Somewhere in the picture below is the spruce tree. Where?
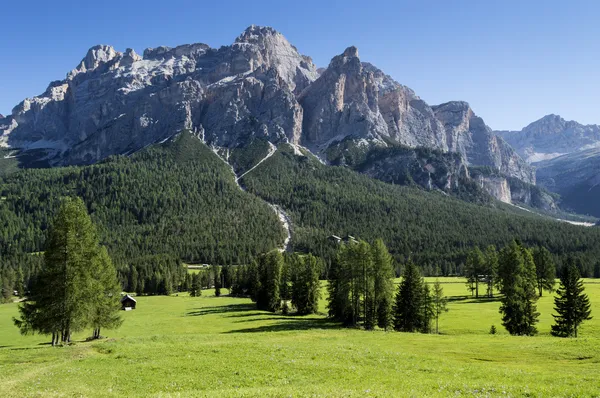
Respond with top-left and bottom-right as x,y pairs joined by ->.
190,273 -> 202,297
213,265 -> 222,297
394,261 -> 429,333
551,261 -> 592,337
497,241 -> 539,336
532,246 -> 556,297
254,250 -> 282,312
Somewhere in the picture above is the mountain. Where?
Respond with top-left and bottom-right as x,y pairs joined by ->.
496,114 -> 600,163
496,114 -> 600,216
0,25 -> 545,209
536,147 -> 600,217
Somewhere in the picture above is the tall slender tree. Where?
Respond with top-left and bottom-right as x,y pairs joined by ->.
432,280 -> 448,334
483,245 -> 498,297
465,247 -> 485,298
14,197 -> 122,344
90,247 -> 123,339
291,254 -> 322,315
551,260 -> 592,337
532,246 -> 556,297
372,239 -> 395,330
497,241 -> 539,336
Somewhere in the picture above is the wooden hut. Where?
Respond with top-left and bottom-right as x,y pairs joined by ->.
121,294 -> 137,310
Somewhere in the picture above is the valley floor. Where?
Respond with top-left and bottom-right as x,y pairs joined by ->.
1,279 -> 599,397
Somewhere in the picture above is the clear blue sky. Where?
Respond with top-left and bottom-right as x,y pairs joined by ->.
1,0 -> 598,130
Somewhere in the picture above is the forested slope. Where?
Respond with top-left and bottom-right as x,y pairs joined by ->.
0,132 -> 284,266
241,145 -> 600,272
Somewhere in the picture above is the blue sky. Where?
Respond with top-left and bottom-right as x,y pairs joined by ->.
1,0 -> 598,130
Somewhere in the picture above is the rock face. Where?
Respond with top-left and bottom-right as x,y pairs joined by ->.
1,25 -> 317,164
433,101 -> 535,184
497,115 -> 600,163
536,147 -> 600,216
0,24 -> 533,194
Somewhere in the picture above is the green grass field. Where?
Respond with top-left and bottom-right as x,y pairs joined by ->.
1,278 -> 599,397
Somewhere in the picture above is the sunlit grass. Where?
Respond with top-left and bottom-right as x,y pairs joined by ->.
1,278 -> 599,396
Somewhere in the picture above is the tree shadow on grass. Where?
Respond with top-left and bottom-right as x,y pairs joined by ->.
448,295 -> 502,304
186,303 -> 256,317
224,317 -> 340,333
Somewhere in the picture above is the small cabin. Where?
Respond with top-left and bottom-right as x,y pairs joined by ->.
121,294 -> 137,311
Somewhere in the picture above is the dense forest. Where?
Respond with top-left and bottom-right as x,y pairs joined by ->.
241,145 -> 600,275
2,133 -> 600,297
0,133 -> 284,295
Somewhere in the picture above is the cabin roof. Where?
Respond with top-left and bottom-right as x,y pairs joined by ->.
121,294 -> 137,303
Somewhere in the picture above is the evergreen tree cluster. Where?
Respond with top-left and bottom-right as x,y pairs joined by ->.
327,240 -> 395,330
226,251 -> 322,315
13,198 -> 122,344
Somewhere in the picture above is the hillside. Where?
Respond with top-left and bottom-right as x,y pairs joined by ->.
0,132 -> 284,266
241,144 -> 600,272
2,132 -> 600,279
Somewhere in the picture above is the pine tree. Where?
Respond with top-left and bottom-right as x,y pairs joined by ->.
371,239 -> 394,330
497,241 -> 539,336
253,250 -> 282,312
551,261 -> 592,337
394,261 -> 429,333
532,246 -> 556,297
432,279 -> 448,334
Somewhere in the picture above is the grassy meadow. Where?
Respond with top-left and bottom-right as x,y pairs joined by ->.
1,278 -> 599,397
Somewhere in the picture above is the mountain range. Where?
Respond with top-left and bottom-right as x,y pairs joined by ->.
1,25 -> 545,209
497,115 -> 600,216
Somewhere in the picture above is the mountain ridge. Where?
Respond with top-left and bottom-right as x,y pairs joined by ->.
1,25 -> 537,207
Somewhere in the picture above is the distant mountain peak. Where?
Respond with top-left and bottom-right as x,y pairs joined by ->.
235,25 -> 281,43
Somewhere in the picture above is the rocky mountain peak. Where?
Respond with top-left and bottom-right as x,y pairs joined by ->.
68,45 -> 120,78
328,46 -> 362,73
235,25 -> 280,44
523,114 -> 567,135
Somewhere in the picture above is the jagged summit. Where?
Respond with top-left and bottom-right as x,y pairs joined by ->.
0,25 -> 533,193
497,114 -> 600,163
235,25 -> 281,43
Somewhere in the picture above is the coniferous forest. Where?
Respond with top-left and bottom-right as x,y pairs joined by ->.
2,133 -> 600,297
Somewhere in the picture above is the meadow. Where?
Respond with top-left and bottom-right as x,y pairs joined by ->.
1,278 -> 599,397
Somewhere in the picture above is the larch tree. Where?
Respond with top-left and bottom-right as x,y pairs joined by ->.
465,247 -> 485,298
483,245 -> 498,297
532,246 -> 556,297
14,197 -> 122,345
551,260 -> 592,337
432,279 -> 448,334
90,247 -> 123,339
371,239 -> 395,330
291,254 -> 322,315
